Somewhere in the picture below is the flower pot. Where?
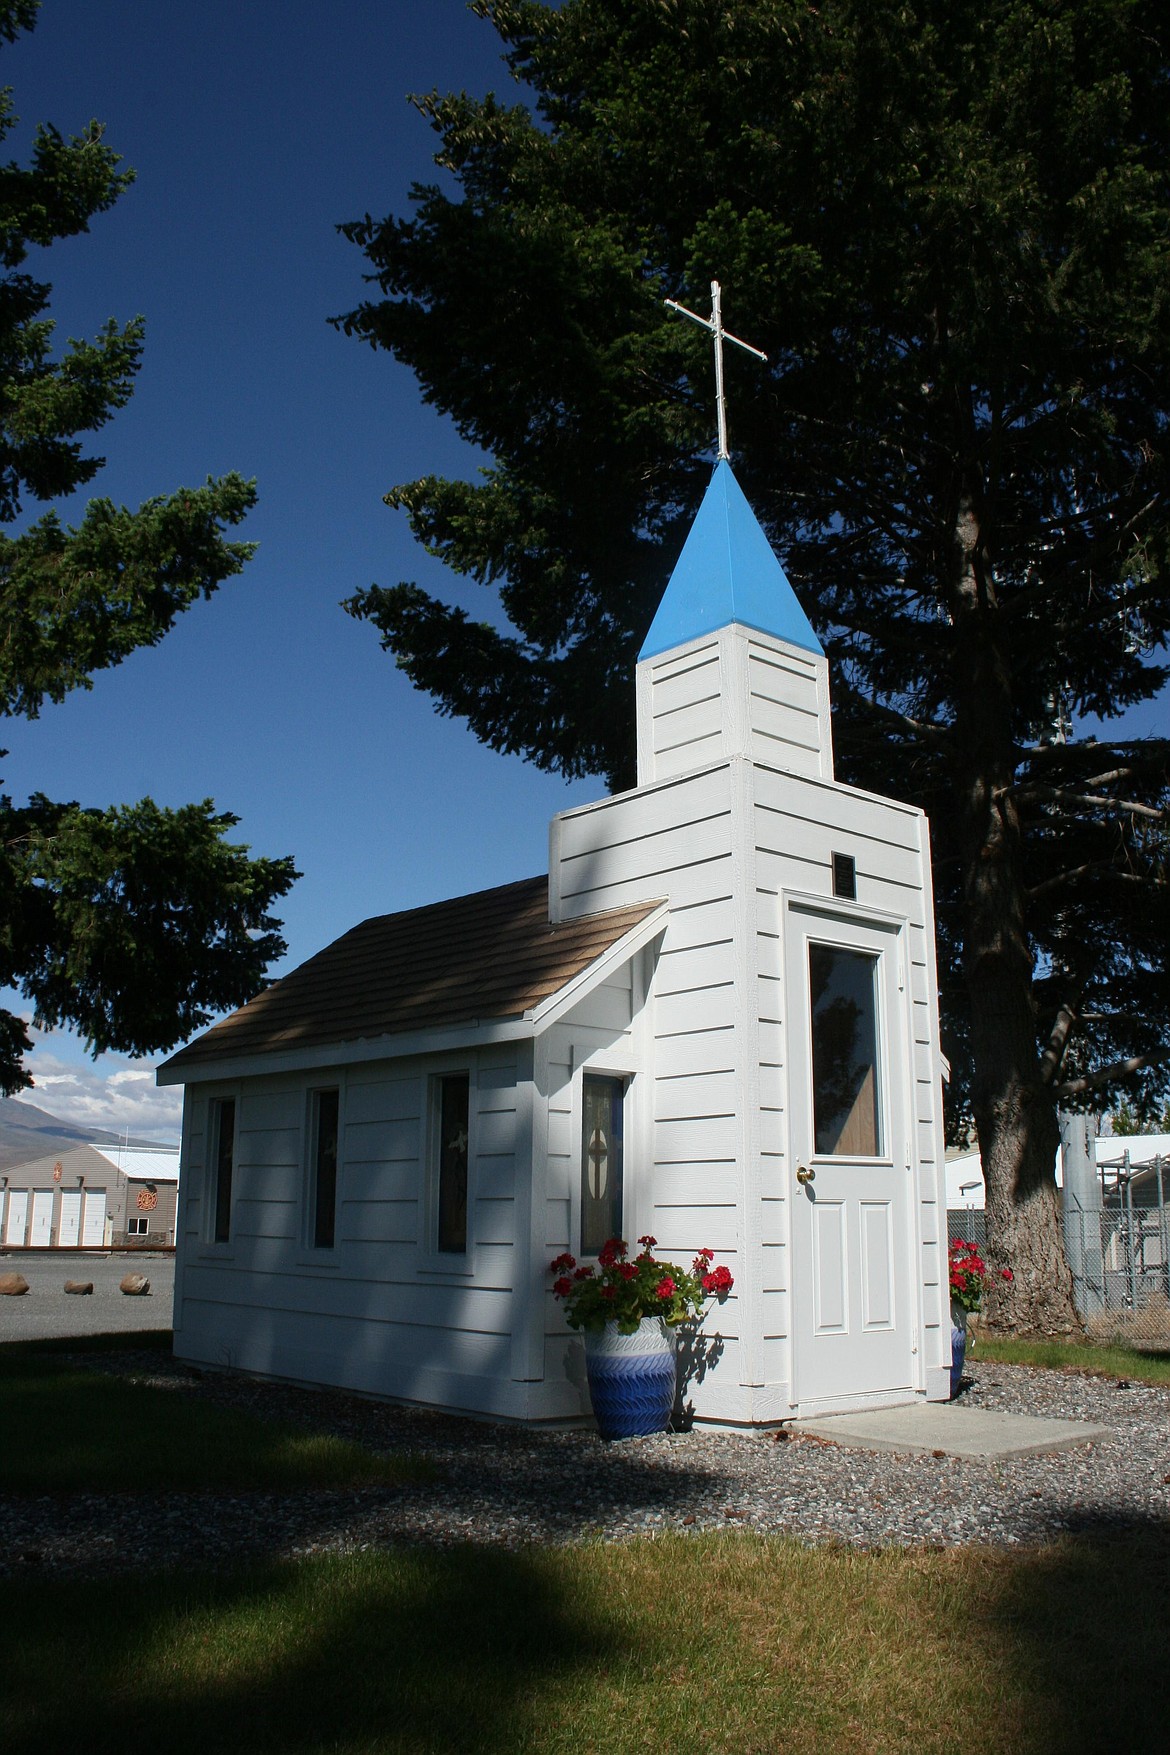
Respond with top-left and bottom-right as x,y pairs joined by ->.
949,1303 -> 968,1399
583,1316 -> 677,1439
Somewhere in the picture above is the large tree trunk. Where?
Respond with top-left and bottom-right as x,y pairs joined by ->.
948,486 -> 1080,1335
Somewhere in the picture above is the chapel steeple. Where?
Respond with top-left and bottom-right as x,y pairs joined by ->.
634,457 -> 834,788
638,458 -> 822,662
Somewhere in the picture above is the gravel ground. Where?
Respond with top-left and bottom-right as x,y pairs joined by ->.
3,1349 -> 1168,1578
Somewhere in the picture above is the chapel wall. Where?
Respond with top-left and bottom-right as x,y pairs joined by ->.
549,762 -> 749,1417
749,764 -> 949,1374
172,1043 -> 532,1417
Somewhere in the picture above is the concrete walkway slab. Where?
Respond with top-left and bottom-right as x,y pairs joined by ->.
793,1402 -> 1111,1460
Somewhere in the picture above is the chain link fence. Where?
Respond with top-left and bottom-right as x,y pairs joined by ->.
948,1151 -> 1170,1346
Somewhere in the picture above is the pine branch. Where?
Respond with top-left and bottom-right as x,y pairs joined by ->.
1012,784 -> 1167,822
1052,1049 -> 1170,1102
1026,863 -> 1147,902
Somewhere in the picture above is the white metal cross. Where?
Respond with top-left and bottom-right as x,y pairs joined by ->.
664,279 -> 767,460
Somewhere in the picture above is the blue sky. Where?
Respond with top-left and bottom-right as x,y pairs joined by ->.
4,2 -> 1166,1142
3,0 -> 600,1138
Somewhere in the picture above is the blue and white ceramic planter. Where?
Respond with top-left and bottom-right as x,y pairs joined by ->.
584,1316 -> 677,1439
950,1303 -> 968,1398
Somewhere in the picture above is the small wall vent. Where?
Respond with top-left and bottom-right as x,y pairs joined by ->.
832,853 -> 857,900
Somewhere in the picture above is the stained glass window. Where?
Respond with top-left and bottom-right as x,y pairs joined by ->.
581,1075 -> 625,1255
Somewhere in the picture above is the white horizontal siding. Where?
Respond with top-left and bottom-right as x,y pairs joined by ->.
747,647 -> 825,776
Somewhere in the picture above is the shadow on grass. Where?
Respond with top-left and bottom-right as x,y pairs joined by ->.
970,1520 -> 1170,1754
0,1545 -> 633,1755
0,1348 -> 426,1493
0,1327 -> 173,1357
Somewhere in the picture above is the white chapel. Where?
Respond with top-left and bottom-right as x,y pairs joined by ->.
160,438 -> 952,1422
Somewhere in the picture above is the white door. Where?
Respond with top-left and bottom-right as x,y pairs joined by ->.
4,1190 -> 28,1246
58,1189 -> 82,1247
30,1190 -> 54,1247
81,1190 -> 106,1247
786,901 -> 914,1410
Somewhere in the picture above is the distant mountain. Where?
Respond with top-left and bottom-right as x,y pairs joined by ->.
0,1095 -> 174,1173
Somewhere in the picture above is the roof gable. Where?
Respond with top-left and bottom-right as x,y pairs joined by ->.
638,459 -> 822,661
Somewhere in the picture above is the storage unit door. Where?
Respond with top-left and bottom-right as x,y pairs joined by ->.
4,1190 -> 28,1246
81,1190 -> 107,1246
58,1189 -> 82,1247
30,1190 -> 54,1247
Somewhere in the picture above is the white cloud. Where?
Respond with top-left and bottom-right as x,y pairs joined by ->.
21,1031 -> 183,1143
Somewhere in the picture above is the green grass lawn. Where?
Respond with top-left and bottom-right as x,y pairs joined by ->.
3,1531 -> 1166,1755
0,1338 -> 428,1494
970,1331 -> 1170,1384
2,1333 -> 1166,1753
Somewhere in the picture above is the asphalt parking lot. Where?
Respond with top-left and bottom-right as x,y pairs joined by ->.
0,1252 -> 174,1344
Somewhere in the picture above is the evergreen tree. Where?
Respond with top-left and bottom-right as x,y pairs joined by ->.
337,0 -> 1170,1333
0,1 -> 296,1093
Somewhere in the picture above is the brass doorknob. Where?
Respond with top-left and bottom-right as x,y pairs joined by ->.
796,1164 -> 815,1186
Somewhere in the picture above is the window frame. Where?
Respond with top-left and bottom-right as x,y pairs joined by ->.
127,1215 -> 150,1237
305,1085 -> 342,1253
419,1064 -> 476,1275
573,1063 -> 634,1260
206,1094 -> 238,1248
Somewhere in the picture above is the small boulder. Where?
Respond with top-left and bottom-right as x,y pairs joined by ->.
63,1280 -> 94,1295
0,1271 -> 29,1296
119,1272 -> 150,1296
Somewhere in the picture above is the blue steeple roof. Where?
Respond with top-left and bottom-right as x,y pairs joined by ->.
638,459 -> 823,661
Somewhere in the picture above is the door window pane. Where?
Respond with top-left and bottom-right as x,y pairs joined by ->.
809,945 -> 883,1156
581,1075 -> 625,1255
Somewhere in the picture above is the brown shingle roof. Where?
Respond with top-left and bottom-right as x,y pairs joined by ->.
161,876 -> 662,1075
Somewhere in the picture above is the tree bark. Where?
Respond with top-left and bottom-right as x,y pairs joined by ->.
947,484 -> 1080,1335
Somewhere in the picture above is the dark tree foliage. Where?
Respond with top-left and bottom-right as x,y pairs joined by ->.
0,1 -> 296,1093
338,0 -> 1170,1332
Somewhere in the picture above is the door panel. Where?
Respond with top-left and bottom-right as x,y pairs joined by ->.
81,1190 -> 106,1246
30,1190 -> 53,1247
58,1189 -> 82,1247
811,1201 -> 848,1333
787,901 -> 914,1407
4,1191 -> 28,1246
860,1201 -> 895,1329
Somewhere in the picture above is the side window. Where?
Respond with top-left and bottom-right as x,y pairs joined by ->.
210,1097 -> 236,1244
434,1072 -> 470,1254
309,1088 -> 340,1249
581,1074 -> 625,1256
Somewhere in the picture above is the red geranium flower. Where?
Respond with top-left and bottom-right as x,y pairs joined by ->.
638,1235 -> 657,1249
549,1252 -> 576,1274
618,1262 -> 638,1280
574,1266 -> 594,1281
552,1277 -> 573,1297
1002,1267 -> 1014,1281
656,1276 -> 676,1300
